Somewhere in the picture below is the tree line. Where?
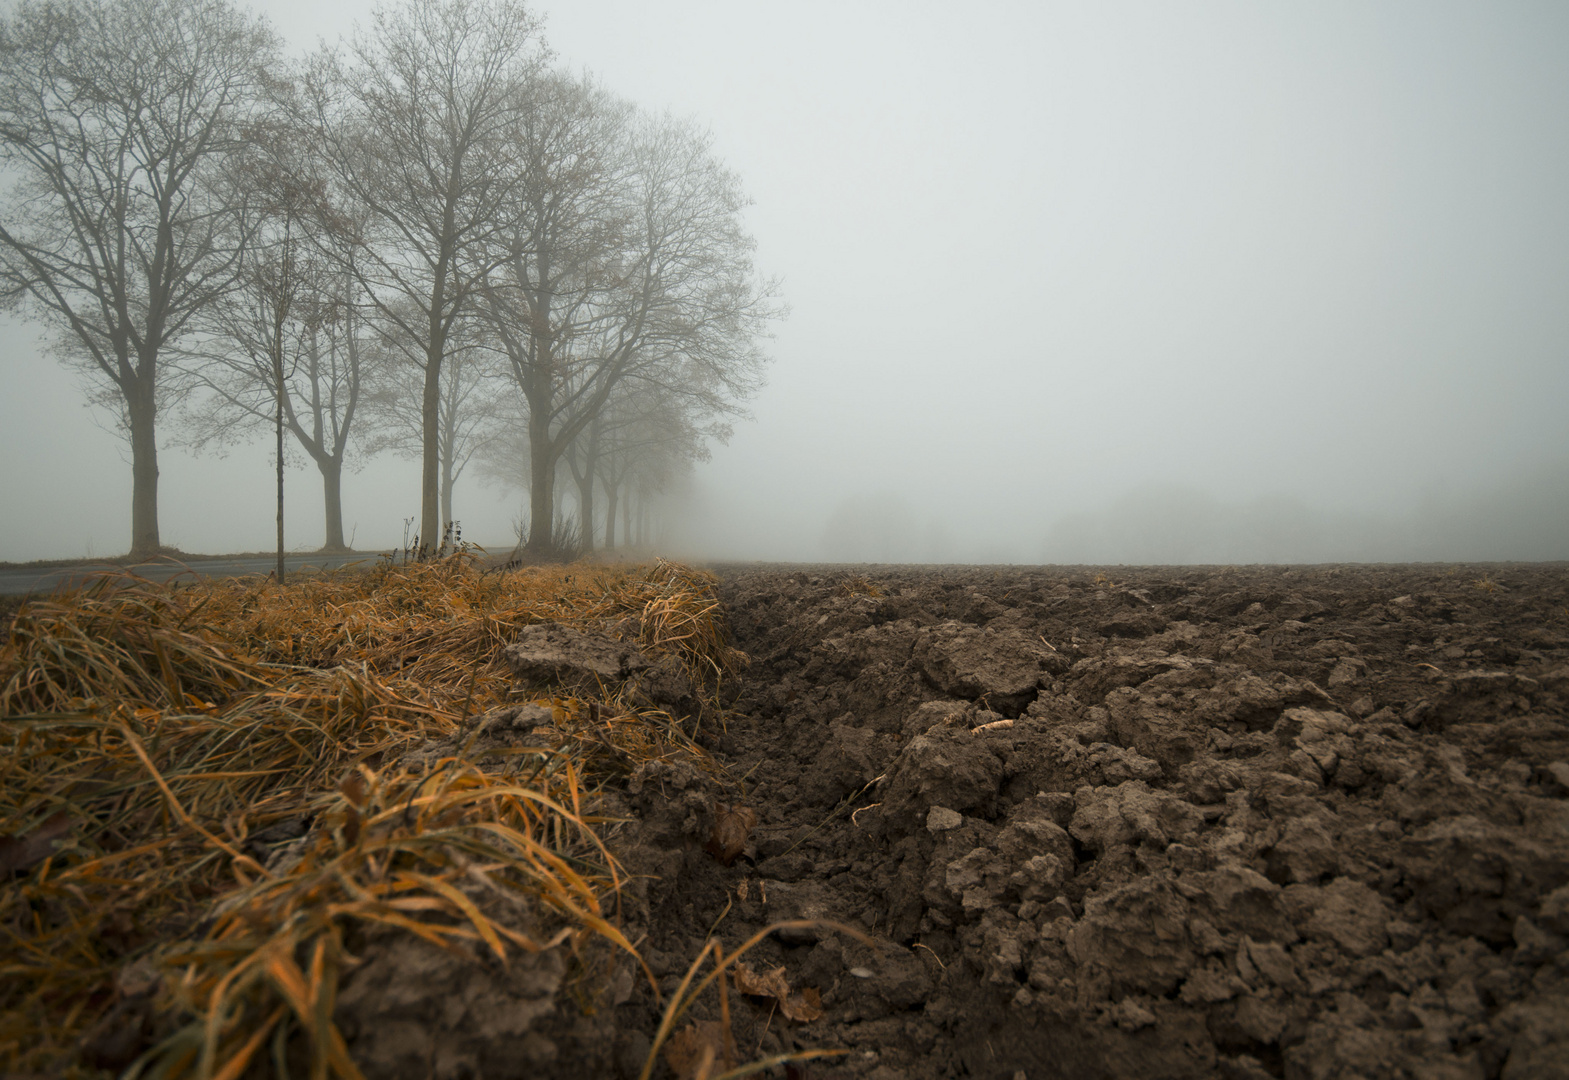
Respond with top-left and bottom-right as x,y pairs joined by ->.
0,0 -> 777,560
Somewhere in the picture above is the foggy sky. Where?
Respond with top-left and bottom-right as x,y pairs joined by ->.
4,1 -> 1567,564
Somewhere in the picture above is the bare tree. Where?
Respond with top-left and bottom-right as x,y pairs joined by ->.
288,292 -> 371,551
594,385 -> 726,550
476,70 -> 626,556
562,380 -> 725,551
178,105 -> 371,556
179,263 -> 372,554
480,82 -> 776,558
0,0 -> 279,556
223,120 -> 315,578
361,319 -> 503,529
302,0 -> 545,554
563,413 -> 605,549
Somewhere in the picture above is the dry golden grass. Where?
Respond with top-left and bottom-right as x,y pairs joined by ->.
0,556 -> 741,1078
643,920 -> 870,1080
832,574 -> 882,599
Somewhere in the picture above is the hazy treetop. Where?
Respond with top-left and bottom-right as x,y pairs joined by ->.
3,0 -> 1567,562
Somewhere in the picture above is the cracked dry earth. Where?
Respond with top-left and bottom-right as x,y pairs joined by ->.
604,563 -> 1569,1080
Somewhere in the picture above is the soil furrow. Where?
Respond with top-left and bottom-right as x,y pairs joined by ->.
617,563 -> 1569,1080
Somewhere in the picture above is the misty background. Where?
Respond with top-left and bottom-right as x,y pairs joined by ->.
3,0 -> 1567,565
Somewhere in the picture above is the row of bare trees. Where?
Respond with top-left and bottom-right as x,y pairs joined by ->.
0,0 -> 776,559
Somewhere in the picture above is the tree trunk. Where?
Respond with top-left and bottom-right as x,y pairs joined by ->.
604,481 -> 618,551
420,349 -> 443,556
574,469 -> 595,553
441,448 -> 455,537
127,378 -> 161,558
276,371 -> 286,585
580,420 -> 601,552
320,458 -> 347,551
525,390 -> 554,557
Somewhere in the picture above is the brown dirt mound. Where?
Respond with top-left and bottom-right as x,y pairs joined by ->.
608,563 -> 1569,1080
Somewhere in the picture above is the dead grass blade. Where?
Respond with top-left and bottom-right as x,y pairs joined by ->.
639,920 -> 872,1080
1,556 -> 737,1077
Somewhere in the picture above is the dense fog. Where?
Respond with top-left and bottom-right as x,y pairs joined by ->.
2,1 -> 1566,565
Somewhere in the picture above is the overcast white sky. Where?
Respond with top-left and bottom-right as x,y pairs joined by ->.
3,0 -> 1567,562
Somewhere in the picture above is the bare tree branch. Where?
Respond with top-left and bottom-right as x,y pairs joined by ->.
0,0 -> 279,555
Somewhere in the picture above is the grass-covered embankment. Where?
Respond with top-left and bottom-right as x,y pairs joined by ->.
1,556 -> 738,1078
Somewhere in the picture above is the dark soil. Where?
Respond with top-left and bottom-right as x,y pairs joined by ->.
320,562 -> 1569,1080
593,563 -> 1569,1080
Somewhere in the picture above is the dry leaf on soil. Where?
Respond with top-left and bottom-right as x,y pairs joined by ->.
705,802 -> 757,866
732,961 -> 824,1023
663,1019 -> 728,1080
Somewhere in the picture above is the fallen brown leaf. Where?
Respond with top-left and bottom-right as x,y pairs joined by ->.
782,986 -> 823,1023
705,802 -> 757,866
733,960 -> 791,1000
732,961 -> 824,1023
663,1019 -> 728,1080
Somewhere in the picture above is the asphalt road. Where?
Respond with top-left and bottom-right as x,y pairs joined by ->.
0,552 -> 379,597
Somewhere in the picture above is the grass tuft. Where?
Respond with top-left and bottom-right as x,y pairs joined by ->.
0,556 -> 741,1077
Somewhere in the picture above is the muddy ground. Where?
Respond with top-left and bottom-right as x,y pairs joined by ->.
339,563 -> 1569,1080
